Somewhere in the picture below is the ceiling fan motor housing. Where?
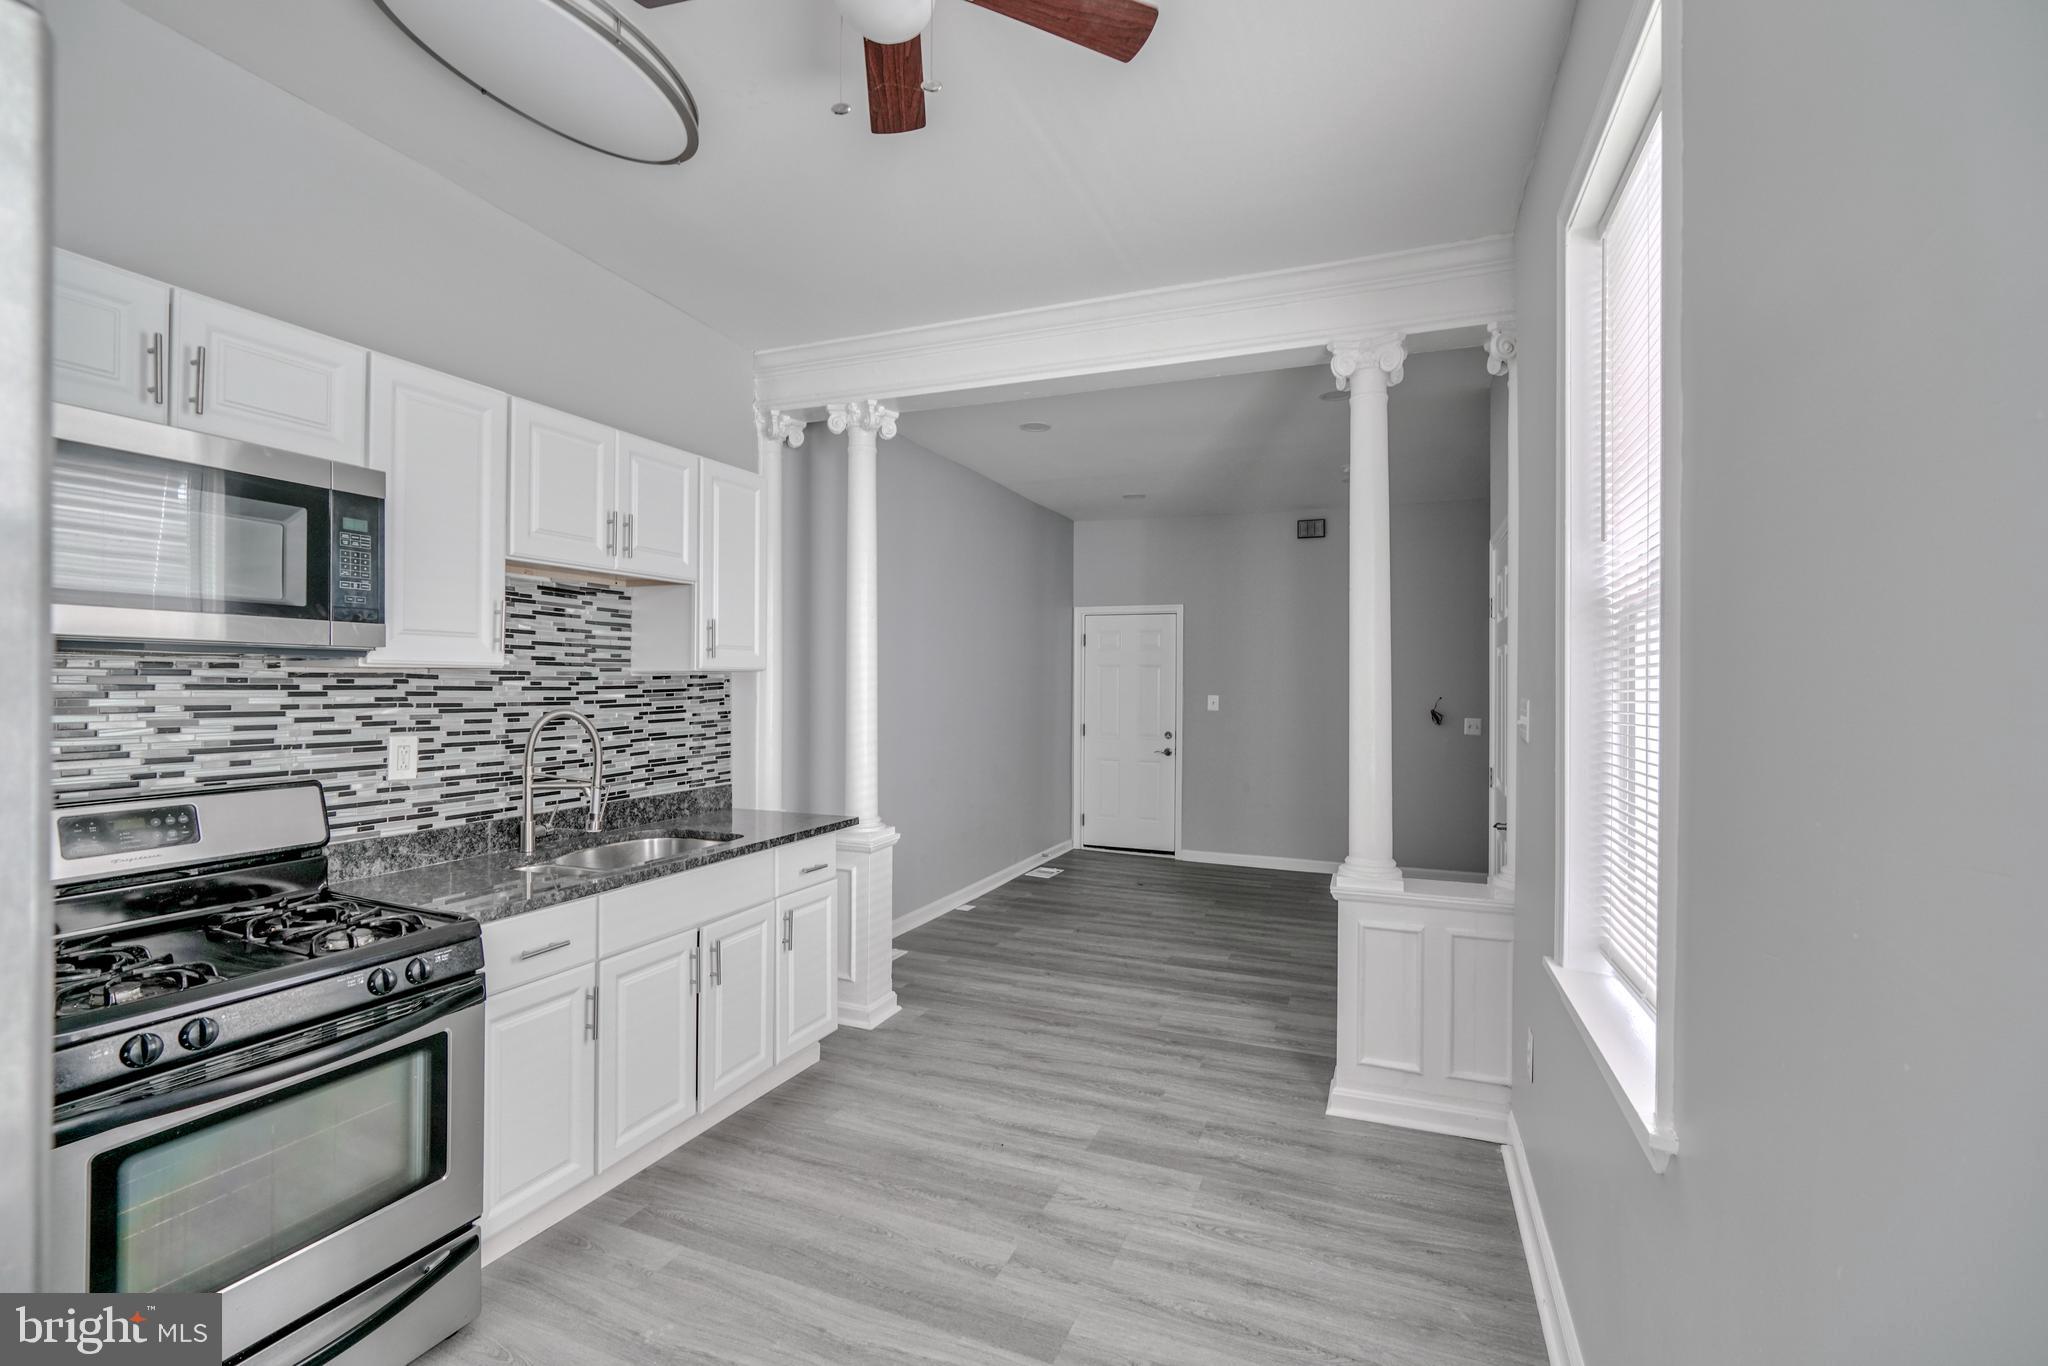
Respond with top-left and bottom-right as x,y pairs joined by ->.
838,0 -> 935,45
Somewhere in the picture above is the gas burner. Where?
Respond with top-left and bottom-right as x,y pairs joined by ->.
206,894 -> 434,959
55,952 -> 223,1017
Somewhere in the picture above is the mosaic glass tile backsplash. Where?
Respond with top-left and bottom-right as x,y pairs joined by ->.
52,578 -> 731,842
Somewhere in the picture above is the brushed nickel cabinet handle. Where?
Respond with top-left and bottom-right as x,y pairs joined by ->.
188,346 -> 206,414
517,939 -> 571,961
782,910 -> 793,951
706,618 -> 716,658
583,985 -> 597,1041
606,510 -> 618,557
710,941 -> 722,986
689,944 -> 701,994
145,332 -> 164,405
622,513 -> 634,558
494,602 -> 505,652
800,862 -> 829,876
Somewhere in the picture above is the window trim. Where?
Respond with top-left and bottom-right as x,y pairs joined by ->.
1551,0 -> 1680,1173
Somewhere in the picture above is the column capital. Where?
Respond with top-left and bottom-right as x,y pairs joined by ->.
753,404 -> 808,447
1485,321 -> 1519,376
826,399 -> 900,441
1328,334 -> 1408,392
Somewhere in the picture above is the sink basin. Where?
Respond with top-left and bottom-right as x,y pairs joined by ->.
525,834 -> 735,874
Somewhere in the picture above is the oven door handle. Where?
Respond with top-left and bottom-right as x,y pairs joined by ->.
289,1230 -> 480,1366
55,977 -> 484,1146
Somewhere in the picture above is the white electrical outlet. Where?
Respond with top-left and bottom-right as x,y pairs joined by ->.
387,734 -> 420,782
1207,695 -> 1220,711
1463,717 -> 1482,736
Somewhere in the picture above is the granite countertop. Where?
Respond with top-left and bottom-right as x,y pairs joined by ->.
335,807 -> 857,923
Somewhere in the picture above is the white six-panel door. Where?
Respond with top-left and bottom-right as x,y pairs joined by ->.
366,356 -> 507,668
509,399 -> 617,573
51,251 -> 171,421
482,965 -> 596,1233
1081,611 -> 1180,852
699,900 -> 776,1108
173,291 -> 368,462
618,433 -> 697,582
775,885 -> 837,1061
596,930 -> 700,1171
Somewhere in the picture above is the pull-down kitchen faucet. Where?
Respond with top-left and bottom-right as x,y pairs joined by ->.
521,709 -> 605,855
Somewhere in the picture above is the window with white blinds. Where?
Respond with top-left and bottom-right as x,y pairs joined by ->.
1585,112 -> 1664,1004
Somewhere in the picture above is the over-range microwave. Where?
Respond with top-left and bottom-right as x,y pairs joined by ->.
50,404 -> 386,652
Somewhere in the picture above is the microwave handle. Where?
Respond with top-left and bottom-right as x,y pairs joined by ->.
53,977 -> 483,1147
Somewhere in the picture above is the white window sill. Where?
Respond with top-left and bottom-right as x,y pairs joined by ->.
1545,957 -> 1679,1173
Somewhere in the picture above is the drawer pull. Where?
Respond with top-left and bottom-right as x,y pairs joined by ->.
517,939 -> 573,961
800,862 -> 829,876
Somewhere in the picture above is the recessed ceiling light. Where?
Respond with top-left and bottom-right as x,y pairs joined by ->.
1320,389 -> 1349,402
1019,421 -> 1053,433
1122,493 -> 1146,500
376,0 -> 700,164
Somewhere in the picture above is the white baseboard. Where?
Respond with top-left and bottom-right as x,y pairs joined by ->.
1325,1081 -> 1510,1143
893,841 -> 1076,934
483,1042 -> 821,1264
1178,849 -> 1341,875
836,992 -> 900,1030
1503,1112 -> 1584,1366
1401,865 -> 1489,884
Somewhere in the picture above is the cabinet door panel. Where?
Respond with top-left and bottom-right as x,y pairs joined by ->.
699,901 -> 776,1108
597,932 -> 699,1171
51,251 -> 171,421
483,965 -> 595,1233
618,433 -> 697,583
700,461 -> 764,671
510,399 -> 616,572
776,885 -> 837,1060
366,356 -> 507,667
173,291 -> 368,462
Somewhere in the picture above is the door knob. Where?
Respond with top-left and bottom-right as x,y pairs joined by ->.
1154,748 -> 1174,757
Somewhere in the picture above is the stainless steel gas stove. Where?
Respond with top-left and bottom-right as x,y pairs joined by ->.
47,781 -> 483,1366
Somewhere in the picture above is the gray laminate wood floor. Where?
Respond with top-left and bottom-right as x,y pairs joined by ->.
423,851 -> 1544,1366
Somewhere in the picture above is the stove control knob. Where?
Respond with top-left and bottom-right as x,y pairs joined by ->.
178,1017 -> 220,1052
405,957 -> 432,986
367,967 -> 397,997
118,1032 -> 164,1070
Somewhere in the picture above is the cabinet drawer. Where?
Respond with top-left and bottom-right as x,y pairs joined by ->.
776,836 -> 837,894
483,897 -> 597,991
600,854 -> 774,957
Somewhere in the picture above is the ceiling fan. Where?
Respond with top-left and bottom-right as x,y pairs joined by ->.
634,0 -> 1161,135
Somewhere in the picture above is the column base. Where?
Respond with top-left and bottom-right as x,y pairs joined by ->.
836,824 -> 901,1030
1331,857 -> 1405,900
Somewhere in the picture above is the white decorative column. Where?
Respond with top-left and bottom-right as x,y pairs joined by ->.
748,406 -> 806,810
825,398 -> 902,1029
1327,334 -> 1409,897
1322,332 -> 1515,1143
1484,322 -> 1518,900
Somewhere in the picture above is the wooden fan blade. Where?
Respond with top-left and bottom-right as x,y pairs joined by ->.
963,0 -> 1158,62
865,35 -> 928,135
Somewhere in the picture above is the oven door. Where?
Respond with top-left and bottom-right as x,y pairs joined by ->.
50,404 -> 353,650
49,981 -> 482,1362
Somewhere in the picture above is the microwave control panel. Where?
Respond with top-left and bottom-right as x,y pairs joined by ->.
331,492 -> 385,625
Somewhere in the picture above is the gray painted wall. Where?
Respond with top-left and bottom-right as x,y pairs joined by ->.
1512,2 -> 2048,1363
1075,503 -> 1489,873
46,0 -> 756,468
782,433 -> 1074,920
1390,500 -> 1490,875
1073,512 -> 1349,866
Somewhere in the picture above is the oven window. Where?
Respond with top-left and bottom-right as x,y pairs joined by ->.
51,441 -> 331,620
90,1039 -> 446,1293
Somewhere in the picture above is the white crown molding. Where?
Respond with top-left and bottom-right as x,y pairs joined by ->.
755,235 -> 1515,412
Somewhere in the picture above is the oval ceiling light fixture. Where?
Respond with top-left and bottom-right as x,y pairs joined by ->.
838,0 -> 935,44
376,0 -> 700,164
1019,421 -> 1053,433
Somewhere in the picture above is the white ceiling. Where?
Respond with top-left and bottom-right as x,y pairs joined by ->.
897,347 -> 1495,520
119,0 -> 1572,350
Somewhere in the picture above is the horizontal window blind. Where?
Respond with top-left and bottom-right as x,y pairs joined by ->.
1591,113 -> 1664,1005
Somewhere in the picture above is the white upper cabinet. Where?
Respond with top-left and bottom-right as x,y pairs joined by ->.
618,433 -> 698,582
366,356 -> 508,669
173,291 -> 368,463
509,399 -> 618,573
51,251 -> 171,422
700,461 -> 765,671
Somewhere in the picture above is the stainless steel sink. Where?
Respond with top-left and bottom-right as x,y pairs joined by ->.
523,834 -> 735,874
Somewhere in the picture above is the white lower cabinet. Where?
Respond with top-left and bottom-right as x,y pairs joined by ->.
596,930 -> 700,1172
776,884 -> 837,1061
699,900 -> 778,1109
482,963 -> 596,1231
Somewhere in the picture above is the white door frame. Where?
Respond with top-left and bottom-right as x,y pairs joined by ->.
1071,605 -> 1185,855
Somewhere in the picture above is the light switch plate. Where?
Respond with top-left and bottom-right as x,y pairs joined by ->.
387,734 -> 420,782
1207,695 -> 1220,711
1463,717 -> 1482,736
